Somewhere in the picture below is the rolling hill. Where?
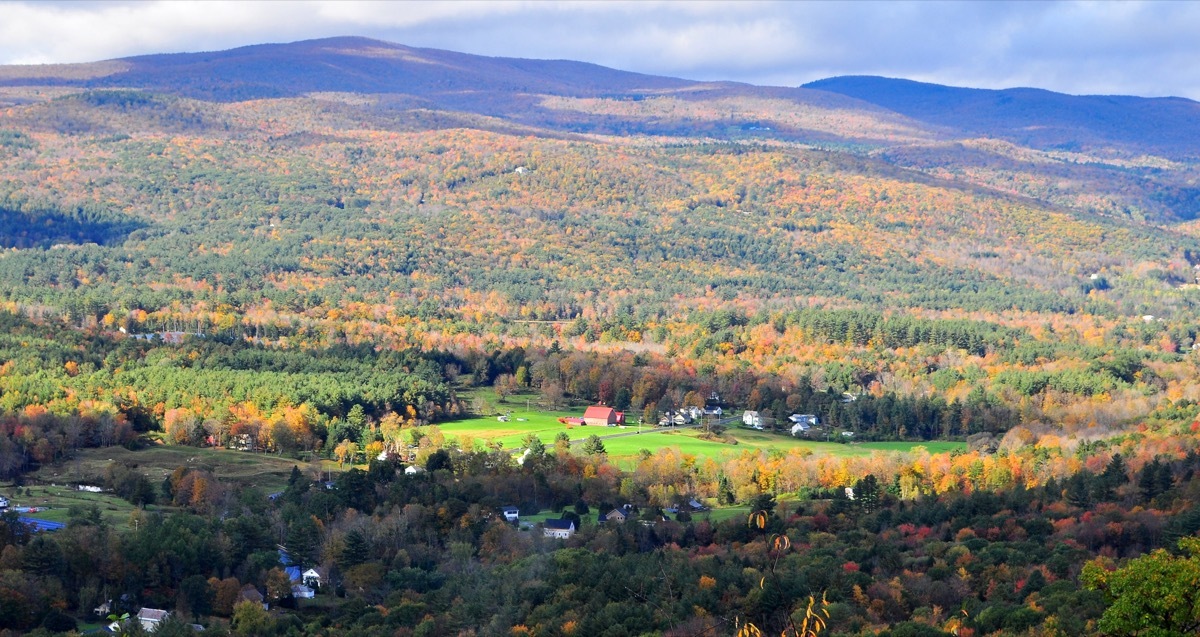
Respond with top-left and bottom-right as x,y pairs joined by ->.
0,36 -> 1197,338
804,75 -> 1200,160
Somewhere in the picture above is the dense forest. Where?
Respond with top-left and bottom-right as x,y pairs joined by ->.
5,414 -> 1200,636
2,36 -> 1200,636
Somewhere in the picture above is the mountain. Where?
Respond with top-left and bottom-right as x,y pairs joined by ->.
7,38 -> 1199,158
0,37 -> 922,144
4,37 -> 1197,224
0,36 -> 1198,327
804,75 -> 1200,160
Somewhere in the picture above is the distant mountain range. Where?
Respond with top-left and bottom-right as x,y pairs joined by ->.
804,76 -> 1200,160
3,36 -> 1197,157
2,35 -> 1200,332
0,35 -> 1198,228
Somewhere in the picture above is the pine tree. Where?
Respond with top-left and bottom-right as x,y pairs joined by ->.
1140,459 -> 1165,500
340,529 -> 369,569
582,434 -> 606,456
1066,473 -> 1092,508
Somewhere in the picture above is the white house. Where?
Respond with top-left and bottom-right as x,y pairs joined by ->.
303,567 -> 326,590
404,465 -> 426,475
788,415 -> 817,437
0,496 -> 8,509
742,411 -> 764,429
137,608 -> 170,632
501,506 -> 519,523
543,519 -> 576,539
292,584 -> 315,599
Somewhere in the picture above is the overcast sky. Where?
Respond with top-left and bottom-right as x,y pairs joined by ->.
2,0 -> 1198,99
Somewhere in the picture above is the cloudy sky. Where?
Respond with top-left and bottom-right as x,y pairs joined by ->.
2,0 -> 1198,99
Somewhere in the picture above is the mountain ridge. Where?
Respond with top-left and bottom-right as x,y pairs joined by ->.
3,36 -> 1196,160
804,75 -> 1200,160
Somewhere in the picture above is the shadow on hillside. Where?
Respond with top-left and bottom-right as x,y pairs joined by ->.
0,206 -> 147,249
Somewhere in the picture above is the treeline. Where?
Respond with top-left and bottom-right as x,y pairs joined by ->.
780,308 -> 1024,355
0,313 -> 459,467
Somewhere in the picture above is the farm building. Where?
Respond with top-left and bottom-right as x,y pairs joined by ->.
583,406 -> 625,426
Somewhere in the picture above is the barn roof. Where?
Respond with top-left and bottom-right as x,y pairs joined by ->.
583,406 -> 616,420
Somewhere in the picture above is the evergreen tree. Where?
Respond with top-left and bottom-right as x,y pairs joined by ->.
582,434 -> 606,456
1066,473 -> 1092,508
286,516 -> 321,567
1140,459 -> 1166,500
340,529 -> 370,569
854,474 -> 881,513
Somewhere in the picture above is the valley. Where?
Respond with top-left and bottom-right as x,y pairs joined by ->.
0,35 -> 1199,636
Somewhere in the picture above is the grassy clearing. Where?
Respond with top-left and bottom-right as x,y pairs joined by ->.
35,444 -> 306,493
699,506 -> 752,523
0,483 -> 160,531
856,441 -> 965,454
591,428 -> 966,466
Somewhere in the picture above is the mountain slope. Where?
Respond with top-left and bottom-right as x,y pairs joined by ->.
0,36 -> 1198,327
0,37 -> 936,145
804,75 -> 1200,160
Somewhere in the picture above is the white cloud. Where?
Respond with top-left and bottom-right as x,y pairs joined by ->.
1,0 -> 1198,98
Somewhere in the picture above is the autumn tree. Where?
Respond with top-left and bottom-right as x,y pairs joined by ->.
494,373 -> 519,402
1083,537 -> 1200,636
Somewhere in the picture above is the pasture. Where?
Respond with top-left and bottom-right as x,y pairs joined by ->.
0,483 -> 143,529
32,443 -> 307,494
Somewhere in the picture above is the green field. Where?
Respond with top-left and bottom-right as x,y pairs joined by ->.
580,428 -> 965,466
437,407 -> 597,449
439,406 -> 966,465
0,483 -> 146,529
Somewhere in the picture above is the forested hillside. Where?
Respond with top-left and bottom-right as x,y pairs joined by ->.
2,37 -> 1200,636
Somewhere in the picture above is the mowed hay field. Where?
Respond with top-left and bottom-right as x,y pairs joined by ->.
437,408 -> 588,449
438,408 -> 965,466
596,429 -> 965,467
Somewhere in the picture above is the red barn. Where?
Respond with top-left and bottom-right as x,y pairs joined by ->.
583,406 -> 625,426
